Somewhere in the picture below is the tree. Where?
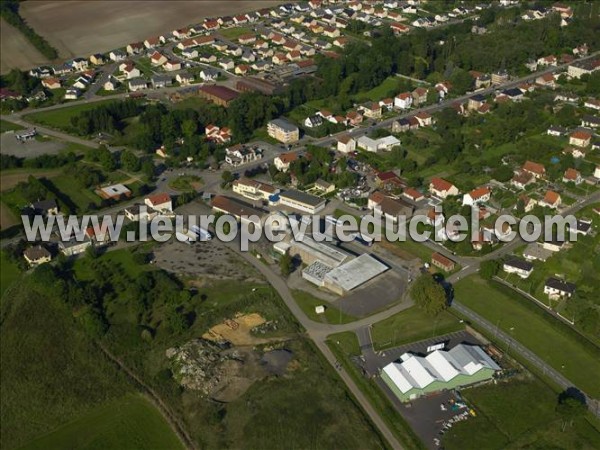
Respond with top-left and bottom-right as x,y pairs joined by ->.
97,145 -> 117,171
410,275 -> 447,316
279,253 -> 293,277
121,149 -> 140,172
556,393 -> 586,431
221,170 -> 234,185
480,260 -> 500,280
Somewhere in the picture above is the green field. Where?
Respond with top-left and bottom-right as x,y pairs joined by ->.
0,120 -> 24,133
50,174 -> 102,211
21,395 -> 183,450
455,276 -> 600,397
168,175 -> 202,191
353,77 -> 402,102
0,251 -> 21,297
292,289 -> 357,324
1,284 -> 132,449
328,331 -> 361,356
73,247 -> 153,281
371,306 -> 464,350
443,379 -> 600,450
25,100 -> 118,131
219,26 -> 253,40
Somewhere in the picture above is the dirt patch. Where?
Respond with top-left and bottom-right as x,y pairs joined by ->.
20,1 -> 287,60
202,313 -> 268,346
153,239 -> 264,283
0,19 -> 51,73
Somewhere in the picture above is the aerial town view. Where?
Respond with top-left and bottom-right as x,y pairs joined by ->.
1,0 -> 599,449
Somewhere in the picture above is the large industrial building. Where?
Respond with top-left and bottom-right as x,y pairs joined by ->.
381,344 -> 501,402
302,253 -> 389,295
290,236 -> 350,268
279,189 -> 326,214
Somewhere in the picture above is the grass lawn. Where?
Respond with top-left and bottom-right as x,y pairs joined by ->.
353,77 -> 401,102
0,251 -> 21,298
292,289 -> 357,324
454,276 -> 600,398
443,379 -> 600,450
25,99 -> 118,131
328,331 -> 361,356
371,306 -> 465,350
168,175 -> 202,191
0,119 -> 24,133
20,395 -> 184,450
219,26 -> 253,40
50,174 -> 102,212
73,247 -> 153,281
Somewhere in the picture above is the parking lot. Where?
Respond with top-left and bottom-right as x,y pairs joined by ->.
1,132 -> 65,158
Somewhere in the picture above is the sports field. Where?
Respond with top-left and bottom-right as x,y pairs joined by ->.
455,276 -> 600,398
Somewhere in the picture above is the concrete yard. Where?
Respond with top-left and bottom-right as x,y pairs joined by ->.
0,133 -> 65,158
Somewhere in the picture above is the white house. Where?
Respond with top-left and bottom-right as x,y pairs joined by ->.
337,135 -> 356,153
429,178 -> 459,199
462,187 -> 491,206
503,258 -> 533,279
544,277 -> 576,299
144,193 -> 173,213
394,92 -> 413,109
274,152 -> 298,172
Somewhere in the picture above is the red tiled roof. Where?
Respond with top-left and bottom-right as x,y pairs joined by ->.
430,177 -> 454,192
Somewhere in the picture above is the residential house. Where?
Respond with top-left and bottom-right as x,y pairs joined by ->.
563,168 -> 582,184
346,111 -> 363,126
503,257 -> 533,279
569,130 -> 592,147
544,277 -> 576,299
23,245 -> 52,266
126,42 -> 144,55
176,72 -> 194,85
150,52 -> 168,66
567,59 -> 600,79
403,188 -> 424,203
547,125 -> 567,136
375,171 -> 405,190
90,53 -> 105,65
41,77 -> 61,90
120,62 -> 140,79
199,68 -> 219,81
429,178 -> 459,199
511,170 -> 535,190
151,74 -> 173,89
581,115 -> 600,129
103,76 -> 120,91
128,78 -> 147,91
225,144 -> 263,167
462,186 -> 491,206
394,92 -> 413,110
522,161 -> 546,179
414,111 -> 433,127
163,60 -> 181,71
64,88 -> 80,100
540,190 -> 561,209
304,115 -> 324,128
274,152 -> 298,172
145,193 -> 173,213
361,102 -> 382,119
536,73 -> 556,88
59,237 -> 92,256
412,87 -> 428,106
337,135 -> 356,153
109,50 -> 127,62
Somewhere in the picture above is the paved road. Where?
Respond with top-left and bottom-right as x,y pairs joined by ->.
2,50 -> 599,449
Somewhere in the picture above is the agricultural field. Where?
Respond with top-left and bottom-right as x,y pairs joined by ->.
454,276 -> 600,398
371,306 -> 464,350
0,251 -> 21,297
20,395 -> 184,450
443,379 -> 600,450
0,19 -> 50,73
19,1 -> 284,59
